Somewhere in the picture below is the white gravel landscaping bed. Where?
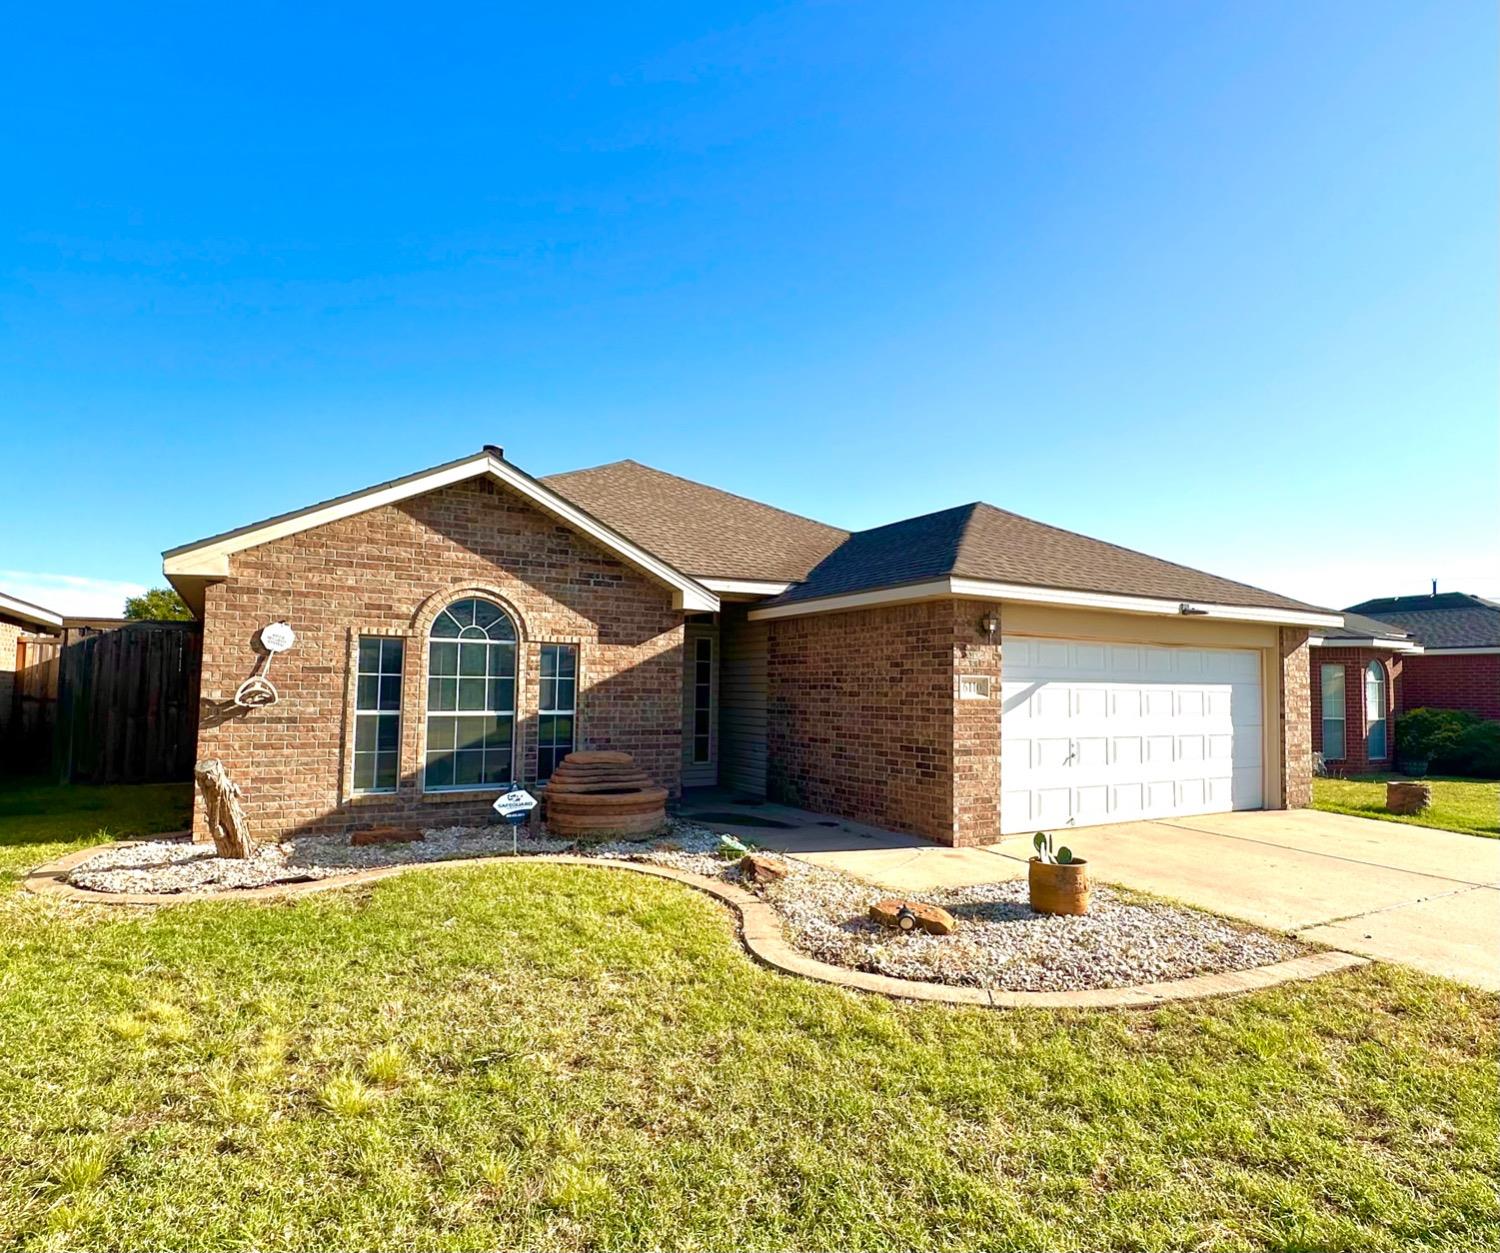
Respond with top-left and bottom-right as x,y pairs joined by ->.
63,821 -> 723,895
65,825 -> 1303,993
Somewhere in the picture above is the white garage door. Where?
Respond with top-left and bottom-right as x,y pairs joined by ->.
1000,636 -> 1264,835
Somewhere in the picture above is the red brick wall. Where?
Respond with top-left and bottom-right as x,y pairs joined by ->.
1400,653 -> 1500,721
766,599 -> 1001,847
194,478 -> 685,842
1280,628 -> 1312,807
1308,647 -> 1400,774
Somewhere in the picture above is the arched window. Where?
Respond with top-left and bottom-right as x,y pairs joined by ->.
1365,661 -> 1387,760
424,597 -> 517,790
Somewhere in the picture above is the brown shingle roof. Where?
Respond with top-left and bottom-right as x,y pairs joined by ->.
769,502 -> 1326,614
542,460 -> 849,582
1344,593 -> 1500,649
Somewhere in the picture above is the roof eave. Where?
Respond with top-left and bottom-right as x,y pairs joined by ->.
0,590 -> 64,629
749,576 -> 1342,627
163,451 -> 719,614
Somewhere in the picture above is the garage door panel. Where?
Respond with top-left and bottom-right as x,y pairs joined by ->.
1001,635 -> 1265,834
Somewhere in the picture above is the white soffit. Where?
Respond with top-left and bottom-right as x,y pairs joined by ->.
163,452 -> 720,613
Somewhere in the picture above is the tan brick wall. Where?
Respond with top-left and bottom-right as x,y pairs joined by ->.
1280,627 -> 1312,808
194,478 -> 685,842
0,618 -> 21,734
951,605 -> 1001,846
766,599 -> 1002,846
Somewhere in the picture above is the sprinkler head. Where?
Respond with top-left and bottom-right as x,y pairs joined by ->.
896,905 -> 917,932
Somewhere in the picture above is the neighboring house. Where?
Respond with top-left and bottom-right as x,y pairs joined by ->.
1308,592 -> 1500,772
1307,612 -> 1422,773
1347,593 -> 1500,721
163,447 -> 1338,847
0,590 -> 63,744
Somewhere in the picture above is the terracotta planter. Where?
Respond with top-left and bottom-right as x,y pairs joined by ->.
1028,857 -> 1089,916
542,751 -> 668,841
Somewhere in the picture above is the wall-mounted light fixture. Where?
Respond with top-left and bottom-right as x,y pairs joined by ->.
979,610 -> 1000,640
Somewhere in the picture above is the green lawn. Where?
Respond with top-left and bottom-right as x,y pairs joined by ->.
0,784 -> 1496,1250
1313,774 -> 1499,839
0,776 -> 191,882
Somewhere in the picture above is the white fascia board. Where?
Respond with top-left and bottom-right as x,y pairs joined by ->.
1416,646 -> 1500,656
698,579 -> 794,597
0,591 -> 64,628
1308,635 -> 1425,654
749,576 -> 1343,628
163,452 -> 719,614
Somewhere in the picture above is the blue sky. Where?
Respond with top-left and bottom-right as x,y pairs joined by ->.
2,2 -> 1494,615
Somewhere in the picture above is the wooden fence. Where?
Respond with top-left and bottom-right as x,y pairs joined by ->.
54,621 -> 202,784
0,621 -> 204,784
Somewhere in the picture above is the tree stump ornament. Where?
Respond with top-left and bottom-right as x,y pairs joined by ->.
194,758 -> 256,858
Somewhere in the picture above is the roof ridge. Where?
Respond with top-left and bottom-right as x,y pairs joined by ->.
546,459 -> 850,537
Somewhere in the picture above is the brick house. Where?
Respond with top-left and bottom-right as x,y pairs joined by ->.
163,447 -> 1339,847
0,590 -> 63,747
1309,592 -> 1500,772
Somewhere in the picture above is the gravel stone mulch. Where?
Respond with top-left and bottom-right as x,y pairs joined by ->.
64,825 -> 1303,992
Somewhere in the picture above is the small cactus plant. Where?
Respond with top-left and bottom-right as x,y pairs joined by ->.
1032,831 -> 1075,866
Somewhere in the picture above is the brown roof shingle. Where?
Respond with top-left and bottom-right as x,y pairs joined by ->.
543,460 -> 849,582
769,502 -> 1326,614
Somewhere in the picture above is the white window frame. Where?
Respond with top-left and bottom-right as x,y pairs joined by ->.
537,643 -> 578,781
1320,663 -> 1346,761
352,635 -> 404,794
1365,661 -> 1388,760
422,597 -> 519,793
691,636 -> 713,764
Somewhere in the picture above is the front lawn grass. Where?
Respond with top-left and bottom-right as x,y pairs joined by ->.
0,777 -> 191,881
1313,774 -> 1499,838
0,794 -> 1496,1251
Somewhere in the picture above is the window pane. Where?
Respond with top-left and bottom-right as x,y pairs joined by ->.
374,751 -> 398,790
426,716 -> 456,751
376,714 -> 399,751
431,611 -> 461,638
357,675 -> 379,710
430,641 -> 458,676
454,750 -> 483,786
540,676 -> 557,712
472,599 -> 500,630
358,637 -> 381,672
425,751 -> 454,788
1320,665 -> 1344,719
1323,718 -> 1345,760
353,752 -> 375,790
457,678 -> 485,710
558,647 -> 576,678
557,677 -> 575,712
482,751 -> 510,783
550,715 -> 573,747
459,643 -> 488,676
379,675 -> 401,710
489,678 -> 515,712
541,647 -> 558,679
457,717 -> 487,750
489,643 -> 516,678
381,638 -> 404,671
1369,721 -> 1386,758
429,676 -> 457,712
355,717 -> 376,751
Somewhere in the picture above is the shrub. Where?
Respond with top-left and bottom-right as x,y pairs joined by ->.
1396,707 -> 1500,779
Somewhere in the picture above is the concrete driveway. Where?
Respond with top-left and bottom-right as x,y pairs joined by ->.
682,795 -> 1500,991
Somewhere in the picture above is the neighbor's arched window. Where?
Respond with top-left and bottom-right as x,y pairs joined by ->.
1365,661 -> 1388,760
424,597 -> 517,790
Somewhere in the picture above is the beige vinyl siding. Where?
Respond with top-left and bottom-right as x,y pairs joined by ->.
681,621 -> 719,787
718,603 -> 768,796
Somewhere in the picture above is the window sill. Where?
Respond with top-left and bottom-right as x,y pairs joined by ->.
346,791 -> 399,805
418,788 -> 506,804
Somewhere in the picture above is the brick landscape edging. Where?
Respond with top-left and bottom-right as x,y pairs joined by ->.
24,842 -> 1368,1009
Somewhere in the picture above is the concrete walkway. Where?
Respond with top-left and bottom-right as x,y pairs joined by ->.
678,795 -> 1500,992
